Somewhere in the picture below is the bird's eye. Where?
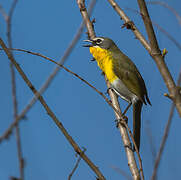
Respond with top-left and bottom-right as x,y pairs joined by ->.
96,39 -> 102,44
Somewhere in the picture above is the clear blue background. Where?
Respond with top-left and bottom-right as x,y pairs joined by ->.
0,0 -> 181,179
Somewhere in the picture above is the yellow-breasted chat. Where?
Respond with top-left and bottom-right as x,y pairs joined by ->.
84,37 -> 151,151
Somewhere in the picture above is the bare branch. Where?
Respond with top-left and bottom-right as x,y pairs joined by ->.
107,0 -> 151,52
125,7 -> 181,51
68,148 -> 86,180
77,0 -> 96,39
151,69 -> 181,180
3,0 -> 25,179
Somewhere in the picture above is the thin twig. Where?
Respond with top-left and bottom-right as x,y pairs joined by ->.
151,69 -> 181,180
125,7 -> 181,51
0,0 -> 97,142
3,0 -> 25,179
107,0 -> 151,53
68,148 -> 86,180
0,37 -> 106,180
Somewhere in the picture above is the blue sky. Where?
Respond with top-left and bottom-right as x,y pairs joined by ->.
0,0 -> 181,179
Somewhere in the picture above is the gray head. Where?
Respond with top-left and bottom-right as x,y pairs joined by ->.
83,37 -> 118,50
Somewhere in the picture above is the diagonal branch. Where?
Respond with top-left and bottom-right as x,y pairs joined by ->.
125,7 -> 181,51
0,37 -> 106,180
3,0 -> 25,179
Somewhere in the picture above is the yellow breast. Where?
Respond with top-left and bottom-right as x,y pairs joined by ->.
89,46 -> 118,83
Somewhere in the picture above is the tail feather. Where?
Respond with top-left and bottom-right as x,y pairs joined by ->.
133,100 -> 143,152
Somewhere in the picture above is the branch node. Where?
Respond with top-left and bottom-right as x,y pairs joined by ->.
121,21 -> 135,30
115,116 -> 128,128
79,1 -> 86,12
150,50 -> 162,57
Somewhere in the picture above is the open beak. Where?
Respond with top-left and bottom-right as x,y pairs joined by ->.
83,39 -> 93,47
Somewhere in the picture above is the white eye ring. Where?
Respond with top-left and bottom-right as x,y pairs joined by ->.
96,39 -> 102,44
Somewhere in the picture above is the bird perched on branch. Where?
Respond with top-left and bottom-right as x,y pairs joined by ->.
84,37 -> 151,151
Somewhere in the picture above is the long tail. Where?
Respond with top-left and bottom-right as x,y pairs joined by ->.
133,100 -> 143,152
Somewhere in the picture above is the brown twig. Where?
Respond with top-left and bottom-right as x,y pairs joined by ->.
151,69 -> 181,180
76,1 -> 142,179
125,7 -> 181,51
0,37 -> 106,180
1,0 -> 25,179
0,0 -> 97,143
68,148 -> 86,180
107,0 -> 181,116
107,0 -> 151,53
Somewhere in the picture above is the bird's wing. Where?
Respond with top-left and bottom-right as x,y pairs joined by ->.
112,52 -> 147,104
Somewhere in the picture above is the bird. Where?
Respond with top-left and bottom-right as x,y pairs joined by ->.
83,37 -> 151,151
